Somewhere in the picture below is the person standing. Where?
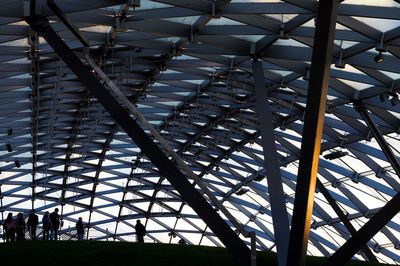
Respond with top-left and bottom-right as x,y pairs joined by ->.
4,213 -> 15,242
135,220 -> 146,243
15,213 -> 25,241
42,211 -> 51,240
76,217 -> 84,240
50,208 -> 60,240
27,210 -> 39,240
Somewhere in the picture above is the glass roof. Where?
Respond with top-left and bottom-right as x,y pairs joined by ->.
0,0 -> 399,263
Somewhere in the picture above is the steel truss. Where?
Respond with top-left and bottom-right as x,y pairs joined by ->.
0,0 -> 399,265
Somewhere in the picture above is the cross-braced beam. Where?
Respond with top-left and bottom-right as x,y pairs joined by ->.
323,188 -> 400,265
315,179 -> 377,262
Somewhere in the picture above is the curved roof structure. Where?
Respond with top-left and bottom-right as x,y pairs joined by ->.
0,0 -> 400,264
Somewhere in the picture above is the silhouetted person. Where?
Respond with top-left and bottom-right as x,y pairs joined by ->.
4,213 -> 15,242
76,217 -> 84,240
50,208 -> 60,240
27,210 -> 38,240
178,238 -> 187,245
1,222 -> 4,242
135,220 -> 146,243
42,211 -> 51,240
15,213 -> 25,241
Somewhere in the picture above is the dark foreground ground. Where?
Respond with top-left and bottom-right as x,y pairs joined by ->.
0,240 -> 391,266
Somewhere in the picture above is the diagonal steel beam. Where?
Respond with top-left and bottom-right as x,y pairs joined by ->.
321,101 -> 400,265
25,16 -> 252,266
252,59 -> 289,266
323,190 -> 400,265
47,0 -> 89,47
315,179 -> 377,262
355,101 -> 400,178
286,1 -> 339,265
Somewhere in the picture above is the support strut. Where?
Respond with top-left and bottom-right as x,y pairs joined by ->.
286,1 -> 339,265
252,59 -> 289,266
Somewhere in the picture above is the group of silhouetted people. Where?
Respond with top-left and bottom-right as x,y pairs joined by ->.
3,212 -> 26,242
3,212 -> 147,243
2,208 -> 65,242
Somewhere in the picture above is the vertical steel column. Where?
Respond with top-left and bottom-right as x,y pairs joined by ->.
252,60 -> 289,266
26,17 -> 251,266
29,28 -> 39,211
250,231 -> 257,266
315,179 -> 377,262
286,1 -> 339,265
322,102 -> 400,265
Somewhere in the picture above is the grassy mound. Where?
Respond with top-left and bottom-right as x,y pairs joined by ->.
0,240 -> 390,266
